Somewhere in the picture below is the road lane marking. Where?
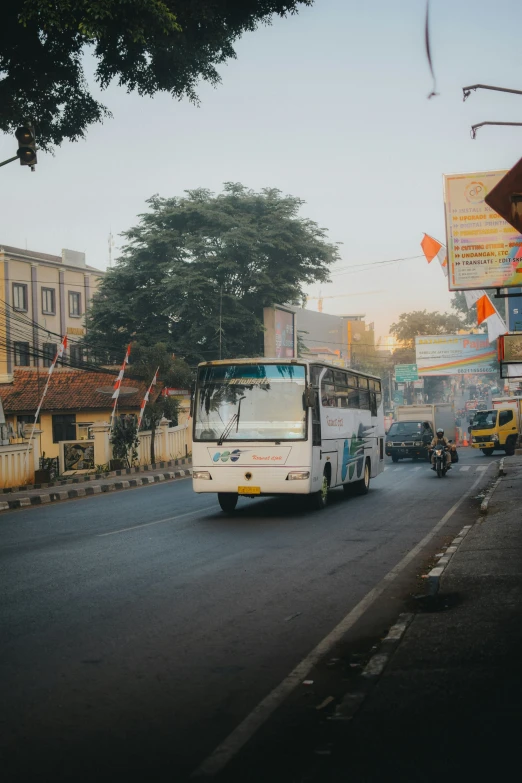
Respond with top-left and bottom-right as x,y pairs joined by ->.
476,466 -> 487,472
460,466 -> 471,472
97,505 -> 217,536
191,464 -> 494,779
412,466 -> 422,471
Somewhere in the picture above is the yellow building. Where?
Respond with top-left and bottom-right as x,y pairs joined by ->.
342,315 -> 376,366
0,244 -> 104,382
0,368 -> 158,462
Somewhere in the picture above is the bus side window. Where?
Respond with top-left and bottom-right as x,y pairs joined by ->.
359,390 -> 370,410
370,392 -> 377,416
347,388 -> 359,408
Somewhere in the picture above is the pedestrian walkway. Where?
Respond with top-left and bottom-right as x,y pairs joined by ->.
384,464 -> 487,473
0,458 -> 192,513
314,454 -> 522,782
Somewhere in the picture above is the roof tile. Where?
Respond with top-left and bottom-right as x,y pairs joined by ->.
0,368 -> 162,414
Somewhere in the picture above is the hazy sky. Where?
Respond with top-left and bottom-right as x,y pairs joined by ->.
1,0 -> 521,339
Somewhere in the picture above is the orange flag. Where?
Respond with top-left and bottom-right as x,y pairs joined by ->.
421,234 -> 442,262
476,294 -> 496,325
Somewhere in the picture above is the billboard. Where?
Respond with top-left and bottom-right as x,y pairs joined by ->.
415,334 -> 496,376
263,306 -> 296,358
444,170 -> 522,290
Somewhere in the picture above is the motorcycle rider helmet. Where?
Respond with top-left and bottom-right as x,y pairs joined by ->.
436,428 -> 444,435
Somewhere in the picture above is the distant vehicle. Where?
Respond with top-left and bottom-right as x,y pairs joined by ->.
385,420 -> 430,462
192,359 -> 385,512
469,399 -> 521,455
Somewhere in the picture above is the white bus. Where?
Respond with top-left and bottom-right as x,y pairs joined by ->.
192,358 -> 385,512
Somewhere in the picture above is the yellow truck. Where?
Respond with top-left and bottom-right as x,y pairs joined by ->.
469,397 -> 521,456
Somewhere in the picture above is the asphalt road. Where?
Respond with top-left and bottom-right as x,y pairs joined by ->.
0,449 -> 496,781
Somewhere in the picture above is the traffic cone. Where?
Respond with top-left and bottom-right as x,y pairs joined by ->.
455,428 -> 460,446
462,432 -> 469,447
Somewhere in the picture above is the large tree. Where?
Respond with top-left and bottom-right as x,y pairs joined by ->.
1,1 -> 311,150
390,310 -> 466,350
86,183 -> 339,363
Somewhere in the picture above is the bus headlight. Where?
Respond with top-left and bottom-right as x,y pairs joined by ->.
415,441 -> 422,446
492,434 -> 499,442
287,471 -> 310,480
386,442 -> 392,447
193,470 -> 212,480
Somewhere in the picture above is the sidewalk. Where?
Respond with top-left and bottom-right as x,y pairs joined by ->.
215,456 -> 522,783
317,454 -> 522,782
0,457 -> 192,513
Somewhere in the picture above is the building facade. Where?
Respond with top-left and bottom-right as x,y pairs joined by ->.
290,307 -> 376,368
0,245 -> 104,382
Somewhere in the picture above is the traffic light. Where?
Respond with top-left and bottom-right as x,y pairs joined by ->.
15,125 -> 37,167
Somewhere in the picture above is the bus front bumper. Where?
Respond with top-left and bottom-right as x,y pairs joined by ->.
192,466 -> 314,495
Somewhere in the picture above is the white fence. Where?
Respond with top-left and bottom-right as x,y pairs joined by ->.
137,422 -> 190,465
0,443 -> 34,488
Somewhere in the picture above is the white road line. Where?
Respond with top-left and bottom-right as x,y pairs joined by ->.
460,466 -> 471,472
97,505 -> 217,536
412,466 -> 423,471
191,465 -> 494,779
476,466 -> 487,472
384,466 -> 389,471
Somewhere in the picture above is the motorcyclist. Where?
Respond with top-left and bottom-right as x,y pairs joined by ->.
430,427 -> 452,470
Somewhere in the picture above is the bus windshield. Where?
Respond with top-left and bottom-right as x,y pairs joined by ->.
194,363 -> 307,442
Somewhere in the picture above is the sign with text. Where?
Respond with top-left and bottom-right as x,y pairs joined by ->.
415,334 -> 496,376
394,363 -> 418,382
444,170 -> 522,290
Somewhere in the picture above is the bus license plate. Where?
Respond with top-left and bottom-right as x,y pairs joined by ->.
238,486 -> 260,495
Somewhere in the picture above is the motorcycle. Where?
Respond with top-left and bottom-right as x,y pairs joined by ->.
432,445 -> 449,477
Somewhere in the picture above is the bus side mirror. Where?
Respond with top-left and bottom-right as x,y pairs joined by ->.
304,385 -> 315,408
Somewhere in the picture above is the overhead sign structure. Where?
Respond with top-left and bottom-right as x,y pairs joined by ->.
394,363 -> 418,382
415,334 -> 496,376
444,170 -> 522,290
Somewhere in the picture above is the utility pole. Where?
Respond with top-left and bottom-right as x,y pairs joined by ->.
108,231 -> 114,269
219,286 -> 223,360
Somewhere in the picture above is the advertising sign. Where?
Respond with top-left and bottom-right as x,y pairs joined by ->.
263,306 -> 296,358
507,288 -> 522,331
444,170 -> 522,290
415,334 -> 496,376
394,363 -> 418,382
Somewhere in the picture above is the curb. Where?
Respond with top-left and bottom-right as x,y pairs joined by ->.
0,469 -> 192,513
0,458 -> 192,494
498,457 -> 506,477
329,613 -> 414,722
480,476 -> 502,514
426,524 -> 472,596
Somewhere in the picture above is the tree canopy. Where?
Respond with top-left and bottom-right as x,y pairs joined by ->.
85,183 -> 339,363
388,309 -> 466,365
1,1 -> 311,150
390,310 -> 465,347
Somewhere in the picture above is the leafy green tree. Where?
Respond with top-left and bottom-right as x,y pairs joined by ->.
390,310 -> 465,350
450,292 -> 476,329
86,183 -> 339,363
1,1 -> 311,150
130,342 -> 193,463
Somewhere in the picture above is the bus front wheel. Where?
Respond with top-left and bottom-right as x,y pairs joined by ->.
218,492 -> 238,513
311,473 -> 329,510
